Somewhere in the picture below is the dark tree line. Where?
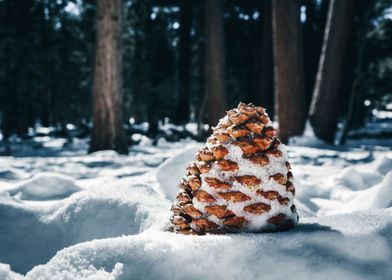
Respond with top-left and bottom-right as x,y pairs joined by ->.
0,0 -> 94,138
0,0 -> 391,154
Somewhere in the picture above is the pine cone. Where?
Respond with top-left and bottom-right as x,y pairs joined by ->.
169,103 -> 298,234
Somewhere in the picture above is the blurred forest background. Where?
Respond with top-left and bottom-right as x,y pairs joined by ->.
0,0 -> 391,155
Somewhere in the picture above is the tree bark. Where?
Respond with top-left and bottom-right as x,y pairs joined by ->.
89,0 -> 128,154
204,0 -> 226,127
303,0 -> 328,112
309,0 -> 354,143
174,0 -> 192,125
258,0 -> 273,116
272,0 -> 306,143
339,40 -> 365,145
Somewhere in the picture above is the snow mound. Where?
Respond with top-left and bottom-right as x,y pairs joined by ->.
7,173 -> 82,200
316,171 -> 392,216
25,209 -> 392,280
156,144 -> 201,201
373,156 -> 392,175
0,167 -> 29,180
337,167 -> 383,190
310,154 -> 392,216
88,150 -> 120,157
0,263 -> 23,280
0,180 -> 170,274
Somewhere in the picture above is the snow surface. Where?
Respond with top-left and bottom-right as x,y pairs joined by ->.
24,210 -> 392,280
0,135 -> 392,279
8,173 -> 82,200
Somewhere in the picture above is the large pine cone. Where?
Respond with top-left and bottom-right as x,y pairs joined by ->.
169,103 -> 298,235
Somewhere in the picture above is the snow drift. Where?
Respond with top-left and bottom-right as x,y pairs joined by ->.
0,138 -> 391,279
0,181 -> 170,274
25,210 -> 392,280
156,143 -> 201,201
8,173 -> 81,200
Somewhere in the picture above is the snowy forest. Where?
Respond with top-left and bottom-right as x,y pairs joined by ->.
0,0 -> 392,279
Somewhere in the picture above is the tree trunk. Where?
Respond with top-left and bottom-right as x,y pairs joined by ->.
339,41 -> 366,145
309,0 -> 354,143
303,0 -> 328,112
272,0 -> 306,143
204,0 -> 226,127
89,0 -> 128,154
174,0 -> 192,125
258,0 -> 273,116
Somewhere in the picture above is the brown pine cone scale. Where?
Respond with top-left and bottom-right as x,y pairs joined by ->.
264,127 -> 277,138
246,154 -> 269,166
253,136 -> 273,151
194,190 -> 216,202
217,160 -> 239,171
204,177 -> 231,190
196,148 -> 215,162
270,173 -> 287,185
211,145 -> 229,160
267,214 -> 287,226
177,192 -> 192,204
183,204 -> 203,218
197,161 -> 211,173
228,110 -> 250,125
245,120 -> 264,134
256,190 -> 280,200
286,181 -> 295,193
244,203 -> 271,214
224,216 -> 246,227
187,175 -> 201,190
204,205 -> 228,218
266,149 -> 283,158
186,163 -> 200,176
215,132 -> 231,143
232,175 -> 261,187
238,102 -> 258,117
217,191 -> 251,202
227,126 -> 250,138
233,140 -> 259,155
192,219 -> 219,231
172,216 -> 191,230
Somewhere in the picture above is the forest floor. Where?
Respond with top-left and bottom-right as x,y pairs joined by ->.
0,124 -> 392,280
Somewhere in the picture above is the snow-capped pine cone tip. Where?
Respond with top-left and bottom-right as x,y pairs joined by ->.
169,102 -> 298,235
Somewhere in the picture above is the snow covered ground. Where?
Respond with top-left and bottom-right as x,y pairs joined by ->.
0,133 -> 391,279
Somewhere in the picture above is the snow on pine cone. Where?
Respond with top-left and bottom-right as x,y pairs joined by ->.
169,103 -> 298,235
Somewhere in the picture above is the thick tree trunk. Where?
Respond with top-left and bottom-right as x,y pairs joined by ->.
89,0 -> 128,154
258,0 -> 273,116
174,0 -> 192,125
309,0 -> 354,143
204,0 -> 226,127
272,0 -> 306,143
